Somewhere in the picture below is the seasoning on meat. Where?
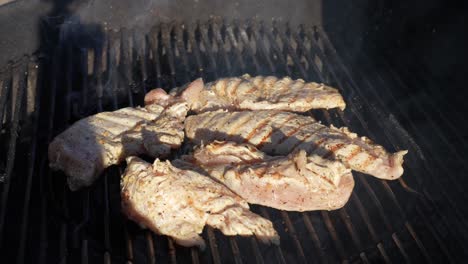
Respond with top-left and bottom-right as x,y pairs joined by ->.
147,74 -> 346,112
48,101 -> 188,191
185,110 -> 407,180
187,141 -> 354,211
121,156 -> 279,249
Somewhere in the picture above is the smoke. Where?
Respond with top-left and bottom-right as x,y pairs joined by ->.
72,0 -> 321,32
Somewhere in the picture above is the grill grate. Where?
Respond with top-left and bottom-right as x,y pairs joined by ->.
0,20 -> 466,263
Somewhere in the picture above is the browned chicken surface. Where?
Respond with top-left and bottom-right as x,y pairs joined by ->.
188,141 -> 354,211
185,110 -> 407,180
121,156 -> 279,249
49,101 -> 188,191
145,75 -> 346,112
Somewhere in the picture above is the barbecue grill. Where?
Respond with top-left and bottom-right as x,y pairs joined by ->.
1,1 -> 467,263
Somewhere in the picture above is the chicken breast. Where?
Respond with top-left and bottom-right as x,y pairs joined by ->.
145,75 -> 346,112
185,110 -> 407,180
121,156 -> 279,249
188,141 -> 354,211
49,101 -> 188,191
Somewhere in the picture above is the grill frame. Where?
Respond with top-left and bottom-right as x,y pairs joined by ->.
0,19 -> 466,263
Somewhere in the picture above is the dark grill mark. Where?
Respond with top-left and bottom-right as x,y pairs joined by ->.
289,125 -> 328,153
257,114 -> 297,149
243,112 -> 282,143
228,112 -> 259,136
276,121 -> 316,145
196,112 -> 220,129
346,146 -> 362,162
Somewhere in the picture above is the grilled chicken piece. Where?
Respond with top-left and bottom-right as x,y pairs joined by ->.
188,141 -> 354,211
185,110 -> 407,180
121,156 -> 279,249
49,102 -> 188,191
145,75 -> 346,112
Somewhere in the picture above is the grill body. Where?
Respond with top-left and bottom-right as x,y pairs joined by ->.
0,19 -> 467,263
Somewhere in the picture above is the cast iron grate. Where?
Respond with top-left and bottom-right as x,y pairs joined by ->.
0,19 -> 467,263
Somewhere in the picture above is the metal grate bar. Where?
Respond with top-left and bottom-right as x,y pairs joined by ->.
161,23 -> 177,87
380,46 -> 468,151
38,158 -> 48,264
207,228 -> 222,264
421,188 -> 468,248
227,220 -> 242,260
338,209 -> 364,257
82,239 -> 89,264
280,211 -> 307,263
321,29 -> 468,197
301,213 -> 327,264
212,21 -> 233,75
350,193 -> 392,264
103,173 -> 112,264
121,28 -> 135,107
191,248 -> 200,264
168,238 -> 178,264
381,48 -> 467,156
145,232 -> 156,264
133,29 -> 149,95
17,60 -> 40,264
249,237 -> 265,264
235,21 -> 261,74
322,211 -> 348,263
187,24 -> 205,78
0,72 -> 10,133
120,165 -> 134,263
335,36 -> 468,200
0,59 -> 27,247
250,21 -> 276,75
327,71 -> 468,258
199,23 -> 219,79
225,23 -> 246,72
414,205 -> 455,263
259,208 -> 286,264
174,23 -> 191,82
148,25 -> 162,88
